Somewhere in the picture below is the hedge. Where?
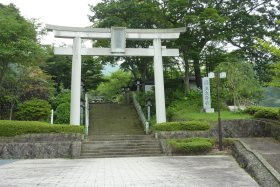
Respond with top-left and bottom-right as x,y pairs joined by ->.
244,106 -> 279,120
0,120 -> 84,137
167,138 -> 214,154
16,99 -> 51,121
153,121 -> 210,131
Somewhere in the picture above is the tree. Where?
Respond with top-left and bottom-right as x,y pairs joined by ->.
96,70 -> 131,102
43,48 -> 103,93
89,0 -> 170,86
0,3 -> 46,87
163,0 -> 280,90
215,58 -> 263,107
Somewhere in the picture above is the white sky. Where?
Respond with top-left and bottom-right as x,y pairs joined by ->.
1,0 -> 102,45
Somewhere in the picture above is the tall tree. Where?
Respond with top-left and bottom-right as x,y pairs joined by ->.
0,3 -> 46,87
89,0 -> 171,85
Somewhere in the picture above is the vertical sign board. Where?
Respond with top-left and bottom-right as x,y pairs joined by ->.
202,77 -> 214,113
111,27 -> 126,53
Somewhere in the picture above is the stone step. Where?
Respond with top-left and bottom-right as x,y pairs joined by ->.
79,153 -> 163,158
82,147 -> 162,153
82,145 -> 161,150
87,135 -> 155,141
81,151 -> 162,156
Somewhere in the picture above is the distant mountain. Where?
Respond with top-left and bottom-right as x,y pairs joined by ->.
259,86 -> 280,107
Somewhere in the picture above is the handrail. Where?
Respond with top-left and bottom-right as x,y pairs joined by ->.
132,92 -> 149,134
85,93 -> 89,138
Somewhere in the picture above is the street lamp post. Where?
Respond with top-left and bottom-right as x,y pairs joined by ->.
136,80 -> 141,93
146,98 -> 153,121
209,72 -> 226,151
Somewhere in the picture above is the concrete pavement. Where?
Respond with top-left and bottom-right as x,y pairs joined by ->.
0,156 -> 258,187
240,138 -> 280,174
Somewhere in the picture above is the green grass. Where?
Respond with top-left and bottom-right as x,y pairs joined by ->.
153,121 -> 210,131
173,111 -> 252,122
167,137 -> 214,154
167,96 -> 252,122
0,120 -> 84,137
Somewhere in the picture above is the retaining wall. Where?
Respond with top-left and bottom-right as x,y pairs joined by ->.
155,119 -> 272,139
0,133 -> 83,159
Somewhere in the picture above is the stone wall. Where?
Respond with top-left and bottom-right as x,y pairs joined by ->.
155,119 -> 272,139
0,133 -> 83,159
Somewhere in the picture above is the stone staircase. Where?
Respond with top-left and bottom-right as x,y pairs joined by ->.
80,135 -> 163,158
80,103 -> 163,158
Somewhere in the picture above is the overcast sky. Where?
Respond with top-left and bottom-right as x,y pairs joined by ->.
1,0 -> 102,45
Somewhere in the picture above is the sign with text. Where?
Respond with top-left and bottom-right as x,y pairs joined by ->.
202,77 -> 212,110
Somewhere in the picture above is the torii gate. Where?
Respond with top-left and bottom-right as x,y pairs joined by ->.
46,24 -> 185,125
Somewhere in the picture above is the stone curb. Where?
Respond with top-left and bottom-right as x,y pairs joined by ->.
236,139 -> 280,183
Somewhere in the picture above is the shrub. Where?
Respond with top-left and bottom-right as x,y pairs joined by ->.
55,102 -> 70,124
0,120 -> 84,137
244,105 -> 264,115
167,138 -> 214,154
244,105 -> 279,120
254,108 -> 279,120
16,99 -> 51,121
153,121 -> 210,131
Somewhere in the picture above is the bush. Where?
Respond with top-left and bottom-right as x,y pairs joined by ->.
16,99 -> 51,121
244,105 -> 264,115
254,108 -> 279,120
167,138 -> 214,154
244,105 -> 279,120
153,121 -> 210,131
55,102 -> 70,124
0,120 -> 84,137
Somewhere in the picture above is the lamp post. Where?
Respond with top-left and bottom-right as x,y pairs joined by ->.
136,80 -> 141,93
146,98 -> 153,121
209,72 -> 226,151
126,87 -> 130,104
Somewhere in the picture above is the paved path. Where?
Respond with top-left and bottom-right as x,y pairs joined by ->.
0,156 -> 258,187
240,137 -> 280,174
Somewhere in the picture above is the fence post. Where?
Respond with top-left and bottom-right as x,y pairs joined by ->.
51,109 -> 54,124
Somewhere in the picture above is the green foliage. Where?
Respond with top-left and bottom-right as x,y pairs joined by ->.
51,90 -> 71,109
0,120 -> 84,137
15,99 -> 49,120
167,138 -> 214,154
43,49 -> 103,92
244,105 -> 279,120
51,90 -> 71,124
16,99 -> 51,121
254,108 -> 279,120
153,121 -> 210,131
55,103 -> 70,124
244,106 -> 265,115
167,89 -> 202,120
215,59 -> 263,106
97,70 -> 131,102
0,4 -> 46,86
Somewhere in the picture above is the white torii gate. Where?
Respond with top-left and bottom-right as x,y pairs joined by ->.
46,24 -> 185,125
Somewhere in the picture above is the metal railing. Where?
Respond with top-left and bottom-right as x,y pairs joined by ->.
85,93 -> 89,138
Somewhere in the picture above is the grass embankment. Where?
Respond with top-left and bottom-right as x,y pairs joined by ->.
168,98 -> 252,122
0,120 -> 84,137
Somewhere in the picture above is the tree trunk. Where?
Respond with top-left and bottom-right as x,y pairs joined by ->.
183,57 -> 190,96
193,56 -> 202,88
9,102 -> 14,120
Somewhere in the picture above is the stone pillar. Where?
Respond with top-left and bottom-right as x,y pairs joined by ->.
153,38 -> 166,123
70,37 -> 82,125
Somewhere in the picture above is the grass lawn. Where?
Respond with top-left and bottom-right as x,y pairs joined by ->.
172,111 -> 252,122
